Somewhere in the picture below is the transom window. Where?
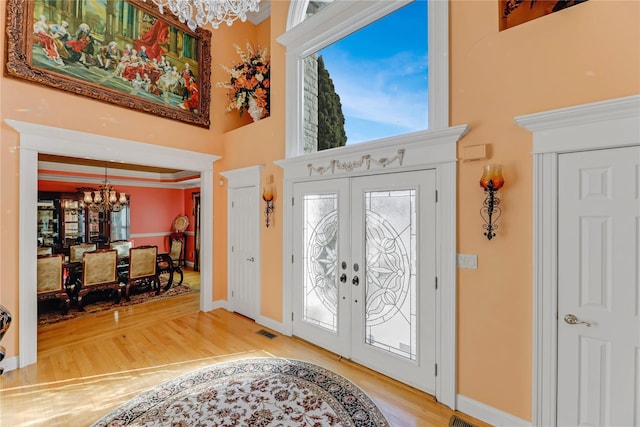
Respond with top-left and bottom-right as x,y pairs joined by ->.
278,0 -> 446,158
304,1 -> 427,151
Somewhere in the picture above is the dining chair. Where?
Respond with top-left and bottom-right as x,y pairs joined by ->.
158,238 -> 184,286
69,243 -> 97,263
125,245 -> 160,299
77,249 -> 122,310
37,254 -> 70,314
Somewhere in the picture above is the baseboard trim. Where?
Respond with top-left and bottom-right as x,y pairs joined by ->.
206,299 -> 227,312
1,356 -> 19,373
456,395 -> 531,427
257,316 -> 285,336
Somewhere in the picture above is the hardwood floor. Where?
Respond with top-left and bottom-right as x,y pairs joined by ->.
0,269 -> 489,427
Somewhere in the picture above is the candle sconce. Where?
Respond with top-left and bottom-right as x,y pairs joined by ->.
480,164 -> 504,240
262,186 -> 275,228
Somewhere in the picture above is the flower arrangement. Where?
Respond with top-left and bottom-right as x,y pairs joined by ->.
217,43 -> 270,121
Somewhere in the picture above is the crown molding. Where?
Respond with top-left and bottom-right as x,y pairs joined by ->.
38,161 -> 199,184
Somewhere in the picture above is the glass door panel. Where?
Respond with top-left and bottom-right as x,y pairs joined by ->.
302,193 -> 339,332
293,178 -> 350,357
351,170 -> 437,393
363,188 -> 417,360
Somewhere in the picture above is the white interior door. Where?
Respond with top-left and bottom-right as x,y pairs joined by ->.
557,146 -> 640,426
292,170 -> 437,393
228,186 -> 260,320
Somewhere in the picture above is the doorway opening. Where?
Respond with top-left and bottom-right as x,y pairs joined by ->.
8,119 -> 219,368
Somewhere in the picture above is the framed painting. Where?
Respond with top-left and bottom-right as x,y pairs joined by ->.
500,0 -> 589,30
5,0 -> 211,128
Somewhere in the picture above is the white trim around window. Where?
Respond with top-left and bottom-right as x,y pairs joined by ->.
277,0 -> 449,158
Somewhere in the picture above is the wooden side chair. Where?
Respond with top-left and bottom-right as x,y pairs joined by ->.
37,254 -> 70,314
69,243 -> 97,263
125,245 -> 160,299
167,238 -> 184,285
77,249 -> 122,310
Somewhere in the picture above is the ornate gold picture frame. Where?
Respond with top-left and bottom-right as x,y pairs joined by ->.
5,0 -> 211,128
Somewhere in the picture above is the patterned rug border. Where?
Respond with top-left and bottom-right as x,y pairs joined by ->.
91,357 -> 390,427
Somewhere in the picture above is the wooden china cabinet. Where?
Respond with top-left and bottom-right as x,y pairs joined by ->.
37,191 -> 126,253
38,192 -> 88,252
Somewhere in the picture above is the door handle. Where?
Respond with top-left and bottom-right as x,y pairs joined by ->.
563,314 -> 591,327
340,273 -> 347,283
352,276 -> 359,286
246,257 -> 255,262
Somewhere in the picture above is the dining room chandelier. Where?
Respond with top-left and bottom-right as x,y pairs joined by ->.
146,0 -> 261,31
83,167 -> 127,213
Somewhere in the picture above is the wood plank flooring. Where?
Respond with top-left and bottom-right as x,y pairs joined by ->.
0,269 -> 489,427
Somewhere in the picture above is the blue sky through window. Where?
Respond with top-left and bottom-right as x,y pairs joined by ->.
317,0 -> 428,145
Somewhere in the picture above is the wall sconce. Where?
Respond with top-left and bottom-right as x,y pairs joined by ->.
262,186 -> 275,228
480,164 -> 504,240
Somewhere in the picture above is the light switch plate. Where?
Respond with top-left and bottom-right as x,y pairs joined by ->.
457,254 -> 478,269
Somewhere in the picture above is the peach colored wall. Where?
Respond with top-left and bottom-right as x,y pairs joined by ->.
0,1 -> 285,364
4,0 -> 637,421
452,0 -> 639,420
210,8 -> 285,318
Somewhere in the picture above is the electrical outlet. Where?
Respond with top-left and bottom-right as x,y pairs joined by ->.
457,254 -> 477,269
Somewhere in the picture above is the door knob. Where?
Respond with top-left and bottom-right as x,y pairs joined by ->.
352,276 -> 359,286
246,257 -> 255,262
340,273 -> 347,283
563,314 -> 591,327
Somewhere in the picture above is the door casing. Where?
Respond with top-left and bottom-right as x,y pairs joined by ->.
516,94 -> 640,426
9,119 -> 219,369
221,166 -> 263,321
275,125 -> 469,409
291,170 -> 437,394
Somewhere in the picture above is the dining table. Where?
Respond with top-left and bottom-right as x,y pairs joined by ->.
64,252 -> 175,299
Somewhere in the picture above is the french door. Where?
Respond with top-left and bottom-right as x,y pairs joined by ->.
292,170 -> 437,393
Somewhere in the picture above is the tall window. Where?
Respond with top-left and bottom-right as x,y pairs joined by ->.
304,1 -> 428,151
110,203 -> 130,241
278,0 -> 448,158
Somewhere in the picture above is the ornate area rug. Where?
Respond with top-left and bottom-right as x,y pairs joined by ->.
38,282 -> 195,326
91,357 -> 390,427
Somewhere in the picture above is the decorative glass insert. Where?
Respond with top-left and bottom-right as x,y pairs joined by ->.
364,189 -> 417,360
303,193 -> 339,332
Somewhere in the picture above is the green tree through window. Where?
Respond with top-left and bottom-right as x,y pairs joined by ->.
317,56 -> 347,151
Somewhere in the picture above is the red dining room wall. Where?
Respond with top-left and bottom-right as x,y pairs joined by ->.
38,179 -> 188,254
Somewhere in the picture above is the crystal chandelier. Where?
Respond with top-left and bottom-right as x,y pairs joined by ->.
83,167 -> 127,213
146,0 -> 261,31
